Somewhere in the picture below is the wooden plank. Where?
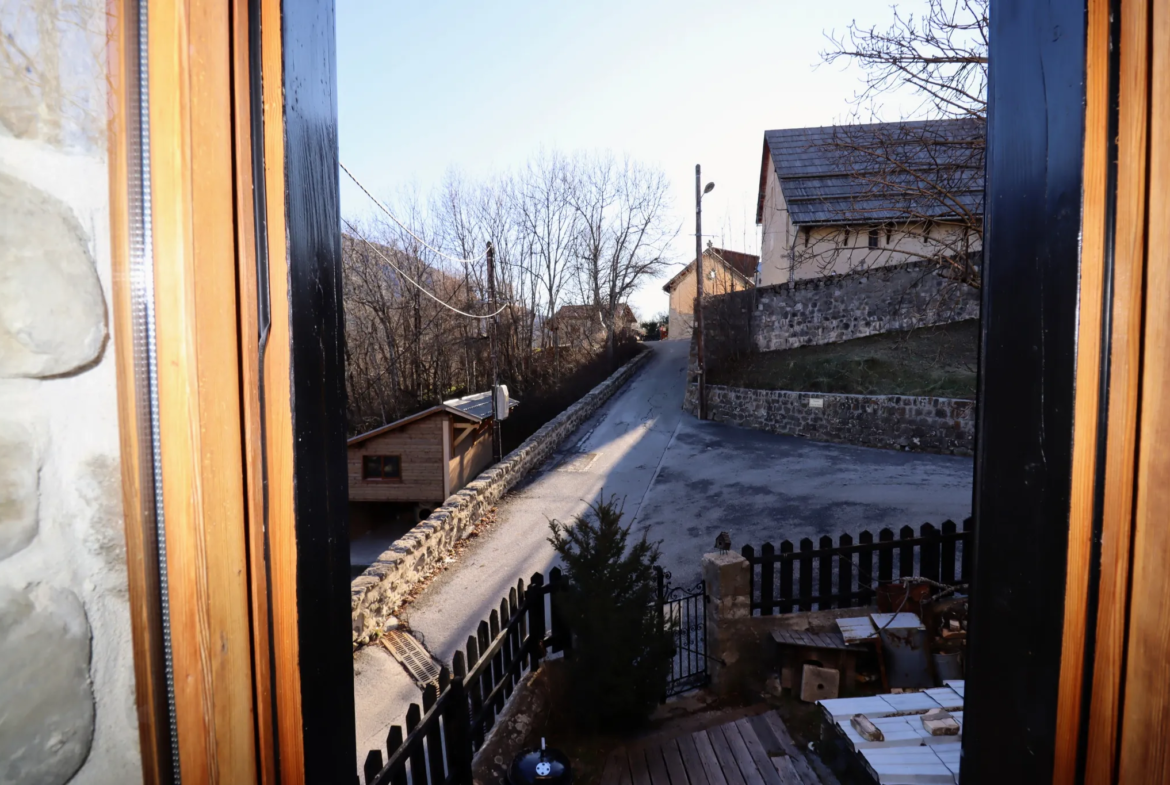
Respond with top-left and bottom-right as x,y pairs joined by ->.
660,739 -> 691,785
108,2 -> 172,780
759,713 -> 799,757
691,731 -> 731,785
1119,3 -> 1170,775
769,757 -> 803,785
756,714 -> 819,785
148,0 -> 259,778
257,0 -> 306,775
676,734 -> 710,785
1085,0 -> 1152,780
644,744 -> 673,785
717,724 -> 765,785
629,746 -> 653,785
601,751 -> 629,785
732,719 -> 784,785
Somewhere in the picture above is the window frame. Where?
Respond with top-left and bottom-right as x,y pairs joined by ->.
362,454 -> 402,482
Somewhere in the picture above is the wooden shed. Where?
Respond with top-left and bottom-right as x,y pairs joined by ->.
346,391 -> 515,515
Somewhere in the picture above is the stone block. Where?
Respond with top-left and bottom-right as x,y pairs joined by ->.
0,584 -> 95,785
702,551 -> 749,611
801,664 -> 840,703
0,420 -> 38,561
921,708 -> 960,736
0,172 -> 107,378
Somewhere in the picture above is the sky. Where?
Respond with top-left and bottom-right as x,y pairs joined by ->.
337,1 -> 929,320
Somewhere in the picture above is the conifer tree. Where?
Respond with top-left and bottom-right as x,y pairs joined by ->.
548,495 -> 675,730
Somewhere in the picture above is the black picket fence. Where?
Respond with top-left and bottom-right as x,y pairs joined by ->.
741,519 -> 972,615
361,569 -> 569,785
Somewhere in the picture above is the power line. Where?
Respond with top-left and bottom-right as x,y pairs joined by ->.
340,160 -> 488,264
344,220 -> 508,320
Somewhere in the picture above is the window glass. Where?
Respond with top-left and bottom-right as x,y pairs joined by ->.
382,456 -> 400,479
361,455 -> 381,479
361,455 -> 401,480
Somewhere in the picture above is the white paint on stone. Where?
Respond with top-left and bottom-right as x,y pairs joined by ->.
0,419 -> 41,560
0,53 -> 143,782
0,583 -> 95,785
0,170 -> 107,379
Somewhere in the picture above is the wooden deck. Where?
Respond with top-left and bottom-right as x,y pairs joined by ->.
601,711 -> 830,785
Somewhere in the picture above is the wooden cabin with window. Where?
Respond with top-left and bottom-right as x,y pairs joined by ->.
346,391 -> 516,530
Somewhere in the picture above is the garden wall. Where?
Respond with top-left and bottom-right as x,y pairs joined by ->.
751,260 -> 980,353
351,348 -> 651,646
686,383 -> 974,456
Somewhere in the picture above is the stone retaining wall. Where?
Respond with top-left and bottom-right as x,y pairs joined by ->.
687,383 -> 974,456
751,260 -> 980,353
351,348 -> 652,646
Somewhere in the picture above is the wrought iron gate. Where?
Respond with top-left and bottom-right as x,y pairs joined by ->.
654,567 -> 710,697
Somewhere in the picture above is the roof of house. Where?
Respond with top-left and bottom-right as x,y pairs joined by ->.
662,247 -> 760,292
347,391 -> 518,447
553,303 -> 639,326
756,118 -> 985,227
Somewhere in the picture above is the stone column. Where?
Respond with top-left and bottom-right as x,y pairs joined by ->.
702,551 -> 750,697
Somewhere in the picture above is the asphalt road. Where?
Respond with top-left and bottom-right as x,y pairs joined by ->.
353,339 -> 974,767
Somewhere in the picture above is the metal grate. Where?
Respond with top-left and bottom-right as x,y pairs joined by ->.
557,452 -> 598,472
381,630 -> 441,687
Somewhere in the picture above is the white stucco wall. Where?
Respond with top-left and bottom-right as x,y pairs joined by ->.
757,165 -> 982,288
0,4 -> 144,783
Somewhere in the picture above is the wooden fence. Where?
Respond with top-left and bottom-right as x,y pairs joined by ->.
741,519 -> 971,615
361,569 -> 568,785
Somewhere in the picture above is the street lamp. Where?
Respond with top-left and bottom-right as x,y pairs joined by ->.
695,166 -> 714,420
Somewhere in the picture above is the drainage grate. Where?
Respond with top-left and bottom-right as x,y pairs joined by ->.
557,452 -> 599,472
381,630 -> 442,687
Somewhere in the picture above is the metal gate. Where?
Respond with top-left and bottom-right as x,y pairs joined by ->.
654,567 -> 710,697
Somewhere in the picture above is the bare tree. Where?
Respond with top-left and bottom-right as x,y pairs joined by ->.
568,153 -> 678,366
805,0 -> 988,288
341,148 -> 671,437
824,0 -> 987,121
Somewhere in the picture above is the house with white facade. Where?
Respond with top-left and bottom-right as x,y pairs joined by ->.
756,119 -> 985,287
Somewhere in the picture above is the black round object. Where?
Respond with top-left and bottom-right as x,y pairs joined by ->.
507,744 -> 573,785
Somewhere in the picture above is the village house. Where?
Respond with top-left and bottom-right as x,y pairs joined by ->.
661,246 -> 759,339
549,303 -> 644,349
756,118 -> 985,287
346,391 -> 516,537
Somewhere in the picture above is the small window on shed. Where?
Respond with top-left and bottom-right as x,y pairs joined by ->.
868,227 -> 879,248
362,455 -> 402,481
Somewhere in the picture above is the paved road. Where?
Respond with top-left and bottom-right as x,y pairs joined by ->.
352,339 -> 974,766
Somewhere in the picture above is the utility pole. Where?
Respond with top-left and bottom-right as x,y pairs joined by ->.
487,241 -> 502,461
695,164 -> 707,420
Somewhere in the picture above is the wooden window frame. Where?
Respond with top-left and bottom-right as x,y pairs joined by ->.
867,226 -> 879,248
110,0 -> 355,781
362,454 -> 403,482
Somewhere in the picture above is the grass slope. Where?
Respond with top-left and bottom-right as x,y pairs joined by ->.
710,320 -> 978,399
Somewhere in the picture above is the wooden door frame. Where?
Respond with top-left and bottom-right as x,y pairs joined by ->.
963,1 -> 1088,781
110,0 -> 355,781
975,1 -> 1170,781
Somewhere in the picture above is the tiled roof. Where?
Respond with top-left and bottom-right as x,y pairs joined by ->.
758,118 -> 985,227
662,248 -> 760,292
554,303 -> 638,325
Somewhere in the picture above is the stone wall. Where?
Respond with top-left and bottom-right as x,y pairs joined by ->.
751,260 -> 980,353
0,15 -> 143,780
351,348 -> 652,646
687,384 -> 974,456
703,551 -> 880,701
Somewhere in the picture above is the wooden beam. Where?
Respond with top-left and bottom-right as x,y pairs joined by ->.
1085,0 -> 1151,778
1119,1 -> 1170,773
147,0 -> 258,778
108,0 -> 172,779
257,0 -> 307,779
453,422 -> 478,447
